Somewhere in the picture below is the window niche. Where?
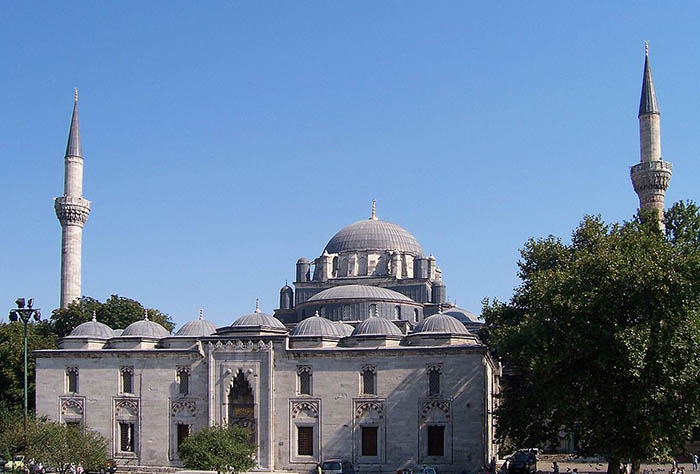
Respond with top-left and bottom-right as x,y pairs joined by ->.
290,400 -> 319,463
427,365 -> 442,396
177,367 -> 191,396
297,366 -> 312,396
354,400 -> 385,463
361,366 -> 376,395
114,399 -> 139,457
120,367 -> 134,394
66,367 -> 78,394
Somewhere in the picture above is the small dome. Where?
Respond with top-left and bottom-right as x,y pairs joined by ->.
308,285 -> 413,303
335,322 -> 354,336
414,313 -> 469,335
112,329 -> 124,336
68,316 -> 113,339
351,317 -> 402,337
291,315 -> 342,337
297,257 -> 309,264
176,310 -> 217,337
324,218 -> 424,257
232,311 -> 286,329
442,307 -> 481,324
121,316 -> 170,338
280,284 -> 293,292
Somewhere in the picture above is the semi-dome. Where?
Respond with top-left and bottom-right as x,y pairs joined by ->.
291,314 -> 342,337
442,307 -> 481,324
414,313 -> 469,335
308,285 -> 413,303
232,311 -> 286,329
350,316 -> 403,337
121,314 -> 170,338
68,314 -> 113,339
324,218 -> 424,257
335,322 -> 354,336
175,310 -> 217,337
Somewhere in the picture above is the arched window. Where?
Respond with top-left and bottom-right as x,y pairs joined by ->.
361,366 -> 376,395
120,367 -> 134,394
343,305 -> 352,321
177,367 -> 190,395
428,366 -> 441,396
66,367 -> 78,394
413,308 -> 419,323
298,366 -> 312,395
368,304 -> 377,318
394,306 -> 401,319
228,370 -> 254,430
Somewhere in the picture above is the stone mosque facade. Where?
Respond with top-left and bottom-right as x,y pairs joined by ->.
36,47 -> 671,473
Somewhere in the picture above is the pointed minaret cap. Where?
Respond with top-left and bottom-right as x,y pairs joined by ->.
370,199 -> 378,220
254,298 -> 261,313
639,42 -> 660,117
65,88 -> 82,157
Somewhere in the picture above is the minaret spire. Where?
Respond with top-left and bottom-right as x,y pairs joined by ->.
55,90 -> 91,308
630,43 -> 672,230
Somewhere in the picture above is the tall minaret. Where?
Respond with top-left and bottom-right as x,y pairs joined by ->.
630,42 -> 672,229
54,89 -> 91,308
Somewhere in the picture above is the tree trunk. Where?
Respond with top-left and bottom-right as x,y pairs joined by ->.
631,459 -> 641,474
607,458 -> 620,474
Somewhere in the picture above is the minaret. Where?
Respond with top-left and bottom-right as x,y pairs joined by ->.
630,42 -> 672,229
54,89 -> 91,308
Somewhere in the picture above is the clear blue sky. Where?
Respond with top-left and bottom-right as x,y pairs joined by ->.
3,2 -> 699,330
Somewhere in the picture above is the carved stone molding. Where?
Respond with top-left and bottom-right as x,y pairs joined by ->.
66,366 -> 79,374
60,398 -> 84,415
355,401 -> 383,419
54,197 -> 91,227
361,365 -> 376,374
120,366 -> 134,375
176,366 -> 191,375
426,364 -> 442,375
291,400 -> 319,419
115,399 -> 139,417
172,400 -> 196,416
421,399 -> 450,420
297,365 -> 312,375
209,340 -> 273,352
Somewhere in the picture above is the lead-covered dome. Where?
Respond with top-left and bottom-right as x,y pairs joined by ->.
351,316 -> 403,337
324,218 -> 424,256
335,322 -> 354,336
414,313 -> 469,335
291,314 -> 342,337
308,285 -> 413,303
176,310 -> 217,337
122,316 -> 170,338
442,307 -> 481,324
232,311 -> 286,329
68,315 -> 113,339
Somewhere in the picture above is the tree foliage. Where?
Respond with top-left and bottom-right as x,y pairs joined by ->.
0,323 -> 57,410
0,403 -> 27,459
483,202 -> 700,472
179,425 -> 256,474
26,422 -> 108,474
50,294 -> 175,338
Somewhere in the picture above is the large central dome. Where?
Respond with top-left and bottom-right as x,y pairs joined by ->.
324,218 -> 425,256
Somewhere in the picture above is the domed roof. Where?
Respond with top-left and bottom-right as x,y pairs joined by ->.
308,285 -> 413,303
231,302 -> 286,329
291,314 -> 342,337
324,218 -> 424,256
297,257 -> 309,264
175,310 -> 217,337
442,307 -> 481,324
68,313 -> 113,339
351,316 -> 403,337
335,322 -> 355,336
414,313 -> 469,335
121,312 -> 170,338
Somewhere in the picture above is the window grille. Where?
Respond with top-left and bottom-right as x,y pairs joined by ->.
427,425 -> 444,456
297,426 -> 313,456
361,426 -> 378,456
299,371 -> 311,395
429,371 -> 440,395
361,367 -> 376,395
66,367 -> 78,393
121,367 -> 134,394
119,422 -> 134,452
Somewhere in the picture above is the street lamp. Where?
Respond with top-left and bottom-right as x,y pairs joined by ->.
9,297 -> 41,435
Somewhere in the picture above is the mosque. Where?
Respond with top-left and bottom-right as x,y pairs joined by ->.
35,46 -> 671,473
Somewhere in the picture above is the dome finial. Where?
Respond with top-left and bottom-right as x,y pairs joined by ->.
374,306 -> 379,318
74,88 -> 78,102
314,310 -> 320,317
645,41 -> 649,56
91,309 -> 97,321
143,308 -> 149,321
370,199 -> 378,220
199,308 -> 204,320
255,298 -> 260,313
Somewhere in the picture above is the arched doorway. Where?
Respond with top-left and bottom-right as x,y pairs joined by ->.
228,370 -> 255,433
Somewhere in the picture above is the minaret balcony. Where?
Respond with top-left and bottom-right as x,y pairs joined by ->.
54,196 -> 91,226
630,160 -> 672,194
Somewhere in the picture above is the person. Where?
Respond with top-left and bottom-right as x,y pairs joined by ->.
693,454 -> 698,472
553,462 -> 559,474
489,457 -> 497,474
317,464 -> 322,474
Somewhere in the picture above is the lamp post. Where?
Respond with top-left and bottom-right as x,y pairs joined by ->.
9,297 -> 41,435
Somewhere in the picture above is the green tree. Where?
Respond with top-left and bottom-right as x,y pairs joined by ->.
0,403 -> 27,459
179,425 -> 256,474
27,422 -> 108,474
50,294 -> 175,338
483,203 -> 700,474
0,323 -> 58,410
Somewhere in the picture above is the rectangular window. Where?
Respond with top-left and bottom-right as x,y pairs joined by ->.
67,371 -> 78,393
119,422 -> 134,452
362,370 -> 376,395
297,426 -> 313,456
429,371 -> 440,396
179,371 -> 189,395
361,426 -> 378,456
177,424 -> 191,450
427,425 -> 444,456
299,372 -> 311,395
